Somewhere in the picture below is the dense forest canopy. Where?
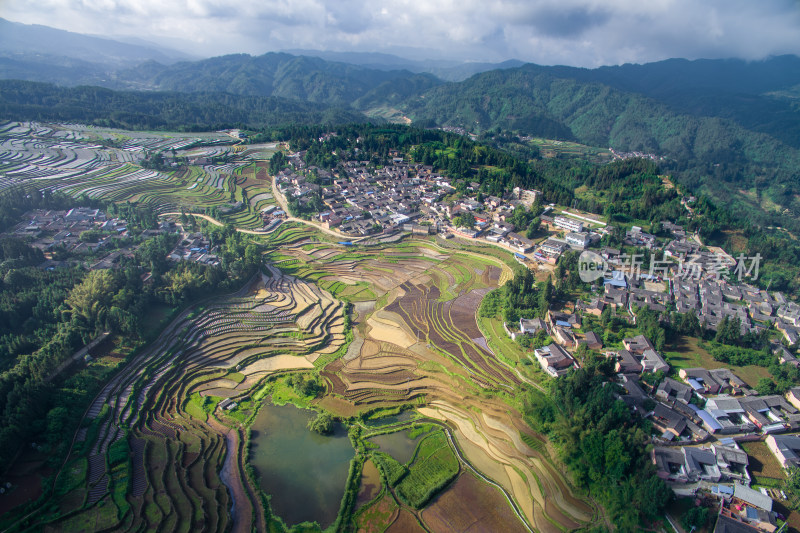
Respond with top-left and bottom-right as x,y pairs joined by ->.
0,80 -> 374,131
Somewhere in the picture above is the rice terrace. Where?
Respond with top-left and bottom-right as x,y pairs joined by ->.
0,121 -> 602,533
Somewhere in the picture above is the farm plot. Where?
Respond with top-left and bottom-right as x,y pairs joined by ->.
419,401 -> 597,533
0,123 -> 274,225
421,472 -> 529,533
284,243 -> 587,531
40,267 -> 346,532
386,281 -> 519,389
395,429 -> 460,508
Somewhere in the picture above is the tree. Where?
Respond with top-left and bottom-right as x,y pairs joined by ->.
526,217 -> 541,239
3,269 -> 26,289
65,270 -> 117,326
269,151 -> 287,174
307,412 -> 334,435
681,505 -> 710,531
244,244 -> 260,268
756,377 -> 778,396
452,211 -> 475,228
783,466 -> 800,511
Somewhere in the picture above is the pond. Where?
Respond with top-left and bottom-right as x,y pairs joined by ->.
362,410 -> 415,428
368,428 -> 423,464
248,402 -> 354,529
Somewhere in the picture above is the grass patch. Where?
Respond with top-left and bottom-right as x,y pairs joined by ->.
189,392 -> 222,415
372,451 -> 407,487
741,441 -> 787,481
267,375 -> 316,408
227,372 -> 246,384
395,430 -> 459,509
54,457 -> 88,496
663,335 -> 771,387
225,399 -> 254,423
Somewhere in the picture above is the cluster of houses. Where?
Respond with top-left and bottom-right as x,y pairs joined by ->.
275,158 -> 446,236
510,285 -> 797,532
8,207 -> 176,271
167,232 -> 220,266
14,207 -> 114,253
575,234 -> 800,347
276,155 -> 579,252
499,211 -> 800,531
643,378 -> 800,531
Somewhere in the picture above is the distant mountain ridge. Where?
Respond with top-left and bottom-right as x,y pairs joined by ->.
0,18 -> 192,67
0,80 -> 374,130
281,49 -> 526,81
115,52 -> 443,107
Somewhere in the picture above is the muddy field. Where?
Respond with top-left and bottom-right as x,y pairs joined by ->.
421,472 -> 529,533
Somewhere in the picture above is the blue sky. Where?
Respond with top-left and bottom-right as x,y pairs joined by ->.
2,0 -> 800,66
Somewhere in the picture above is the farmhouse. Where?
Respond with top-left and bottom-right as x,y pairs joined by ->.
765,434 -> 800,469
787,387 -> 800,410
533,344 -> 576,377
553,215 -> 584,233
655,378 -> 693,404
738,395 -> 799,431
679,368 -> 748,396
519,318 -> 546,335
651,445 -> 744,483
614,349 -> 643,374
539,238 -> 569,258
581,331 -> 603,350
565,231 -> 591,249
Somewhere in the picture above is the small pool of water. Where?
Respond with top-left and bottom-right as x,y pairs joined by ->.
248,402 -> 354,528
363,410 -> 415,428
369,429 -> 423,464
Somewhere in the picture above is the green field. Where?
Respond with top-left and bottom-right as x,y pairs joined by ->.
663,335 -> 770,387
395,430 -> 460,509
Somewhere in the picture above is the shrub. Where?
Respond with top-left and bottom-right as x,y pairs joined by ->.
307,412 -> 334,435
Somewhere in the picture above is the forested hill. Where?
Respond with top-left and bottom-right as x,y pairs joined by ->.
117,52 -> 442,107
493,56 -> 800,149
401,63 -> 800,230
0,80 -> 375,131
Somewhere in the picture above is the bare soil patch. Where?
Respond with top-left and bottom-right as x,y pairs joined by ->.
355,460 -> 381,510
421,472 -> 528,533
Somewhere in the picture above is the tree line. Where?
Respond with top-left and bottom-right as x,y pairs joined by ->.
0,192 -> 262,472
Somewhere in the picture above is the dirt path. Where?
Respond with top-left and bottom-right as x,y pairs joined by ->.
163,176 -> 360,241
270,175 -> 359,240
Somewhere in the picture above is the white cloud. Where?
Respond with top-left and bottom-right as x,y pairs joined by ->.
1,0 -> 799,65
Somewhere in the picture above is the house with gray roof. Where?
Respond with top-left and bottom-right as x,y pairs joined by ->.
765,433 -> 800,469
533,344 -> 576,377
656,378 -> 693,404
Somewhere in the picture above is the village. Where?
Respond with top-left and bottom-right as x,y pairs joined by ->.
276,150 -> 800,532
5,206 -> 218,273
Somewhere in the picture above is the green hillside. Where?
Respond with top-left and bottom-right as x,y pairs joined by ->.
118,52 -> 442,107
0,80 -> 374,130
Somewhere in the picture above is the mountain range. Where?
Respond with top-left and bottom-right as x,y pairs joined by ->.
2,18 -> 800,228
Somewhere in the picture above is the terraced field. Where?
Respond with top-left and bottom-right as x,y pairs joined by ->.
1,122 -> 599,531
267,238 -> 598,531
33,268 -> 345,532
0,232 -> 598,532
0,121 -> 278,228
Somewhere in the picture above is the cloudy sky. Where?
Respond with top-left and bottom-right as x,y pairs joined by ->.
2,0 -> 800,66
